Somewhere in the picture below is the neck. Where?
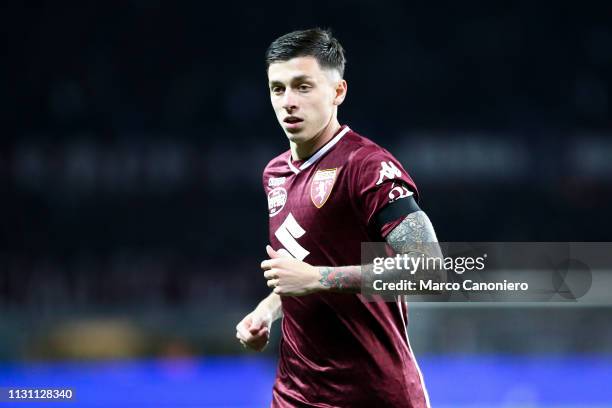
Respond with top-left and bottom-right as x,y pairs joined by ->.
290,114 -> 341,161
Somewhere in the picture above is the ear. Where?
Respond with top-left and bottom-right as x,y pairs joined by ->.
333,79 -> 347,106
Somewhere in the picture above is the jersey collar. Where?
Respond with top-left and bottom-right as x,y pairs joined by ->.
287,125 -> 350,174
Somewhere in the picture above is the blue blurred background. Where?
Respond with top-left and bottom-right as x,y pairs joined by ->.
1,1 -> 611,407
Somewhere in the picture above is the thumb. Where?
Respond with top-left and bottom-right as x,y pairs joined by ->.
250,316 -> 262,332
250,315 -> 268,333
266,245 -> 281,259
267,245 -> 292,259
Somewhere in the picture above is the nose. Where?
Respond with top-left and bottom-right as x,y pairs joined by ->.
282,90 -> 297,112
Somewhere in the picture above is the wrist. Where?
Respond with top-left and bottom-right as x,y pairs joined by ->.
317,265 -> 362,293
255,301 -> 276,323
317,266 -> 333,292
262,291 -> 285,320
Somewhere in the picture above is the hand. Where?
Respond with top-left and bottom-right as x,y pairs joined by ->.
261,245 -> 322,296
235,310 -> 271,352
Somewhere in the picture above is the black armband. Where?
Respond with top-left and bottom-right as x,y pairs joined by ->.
374,194 -> 421,229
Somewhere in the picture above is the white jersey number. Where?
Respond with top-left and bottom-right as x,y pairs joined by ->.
389,184 -> 413,203
274,213 -> 309,261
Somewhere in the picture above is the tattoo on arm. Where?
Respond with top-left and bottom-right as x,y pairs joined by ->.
386,211 -> 444,285
318,265 -> 363,292
386,211 -> 440,255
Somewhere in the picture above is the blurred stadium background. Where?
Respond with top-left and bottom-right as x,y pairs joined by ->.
1,1 -> 611,407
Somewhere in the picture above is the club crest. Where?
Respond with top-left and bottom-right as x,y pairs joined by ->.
310,168 -> 338,208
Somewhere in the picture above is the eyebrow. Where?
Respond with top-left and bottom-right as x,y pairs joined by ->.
269,75 -> 314,86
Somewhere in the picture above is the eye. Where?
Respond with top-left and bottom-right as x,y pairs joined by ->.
298,84 -> 312,92
271,86 -> 284,95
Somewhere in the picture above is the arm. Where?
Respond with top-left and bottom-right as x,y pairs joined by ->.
235,292 -> 282,351
319,210 -> 442,293
252,291 -> 283,322
236,247 -> 294,351
262,209 -> 442,295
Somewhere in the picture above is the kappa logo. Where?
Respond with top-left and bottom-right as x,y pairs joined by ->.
268,176 -> 286,187
268,187 -> 287,217
310,168 -> 338,208
376,161 -> 402,185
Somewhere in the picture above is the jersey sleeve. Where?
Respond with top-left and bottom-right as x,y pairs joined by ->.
349,147 -> 419,238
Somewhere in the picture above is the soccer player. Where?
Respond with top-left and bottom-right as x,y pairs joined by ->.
235,28 -> 440,408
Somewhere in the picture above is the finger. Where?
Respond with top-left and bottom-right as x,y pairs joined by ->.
261,259 -> 279,270
237,331 -> 256,343
249,323 -> 269,338
236,324 -> 251,341
235,315 -> 252,332
256,326 -> 269,338
263,269 -> 278,279
250,315 -> 264,332
267,279 -> 279,288
235,318 -> 251,334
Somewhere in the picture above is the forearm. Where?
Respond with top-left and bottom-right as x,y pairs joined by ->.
317,256 -> 440,294
318,264 -> 366,293
317,211 -> 442,293
262,211 -> 441,296
254,292 -> 283,322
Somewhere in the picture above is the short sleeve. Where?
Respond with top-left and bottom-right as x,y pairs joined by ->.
350,147 -> 419,238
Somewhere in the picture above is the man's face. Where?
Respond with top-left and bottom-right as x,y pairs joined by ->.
267,56 -> 344,144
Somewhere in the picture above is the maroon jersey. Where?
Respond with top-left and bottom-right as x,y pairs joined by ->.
264,125 -> 430,408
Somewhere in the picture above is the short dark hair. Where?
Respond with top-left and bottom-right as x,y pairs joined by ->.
265,28 -> 346,77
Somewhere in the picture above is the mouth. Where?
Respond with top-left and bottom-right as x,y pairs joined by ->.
283,116 -> 303,124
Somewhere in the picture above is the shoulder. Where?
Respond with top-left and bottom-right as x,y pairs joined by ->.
342,127 -> 419,199
341,128 -> 401,170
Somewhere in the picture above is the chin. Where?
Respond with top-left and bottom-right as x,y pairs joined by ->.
285,126 -> 303,135
285,132 -> 306,144
284,127 -> 307,141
